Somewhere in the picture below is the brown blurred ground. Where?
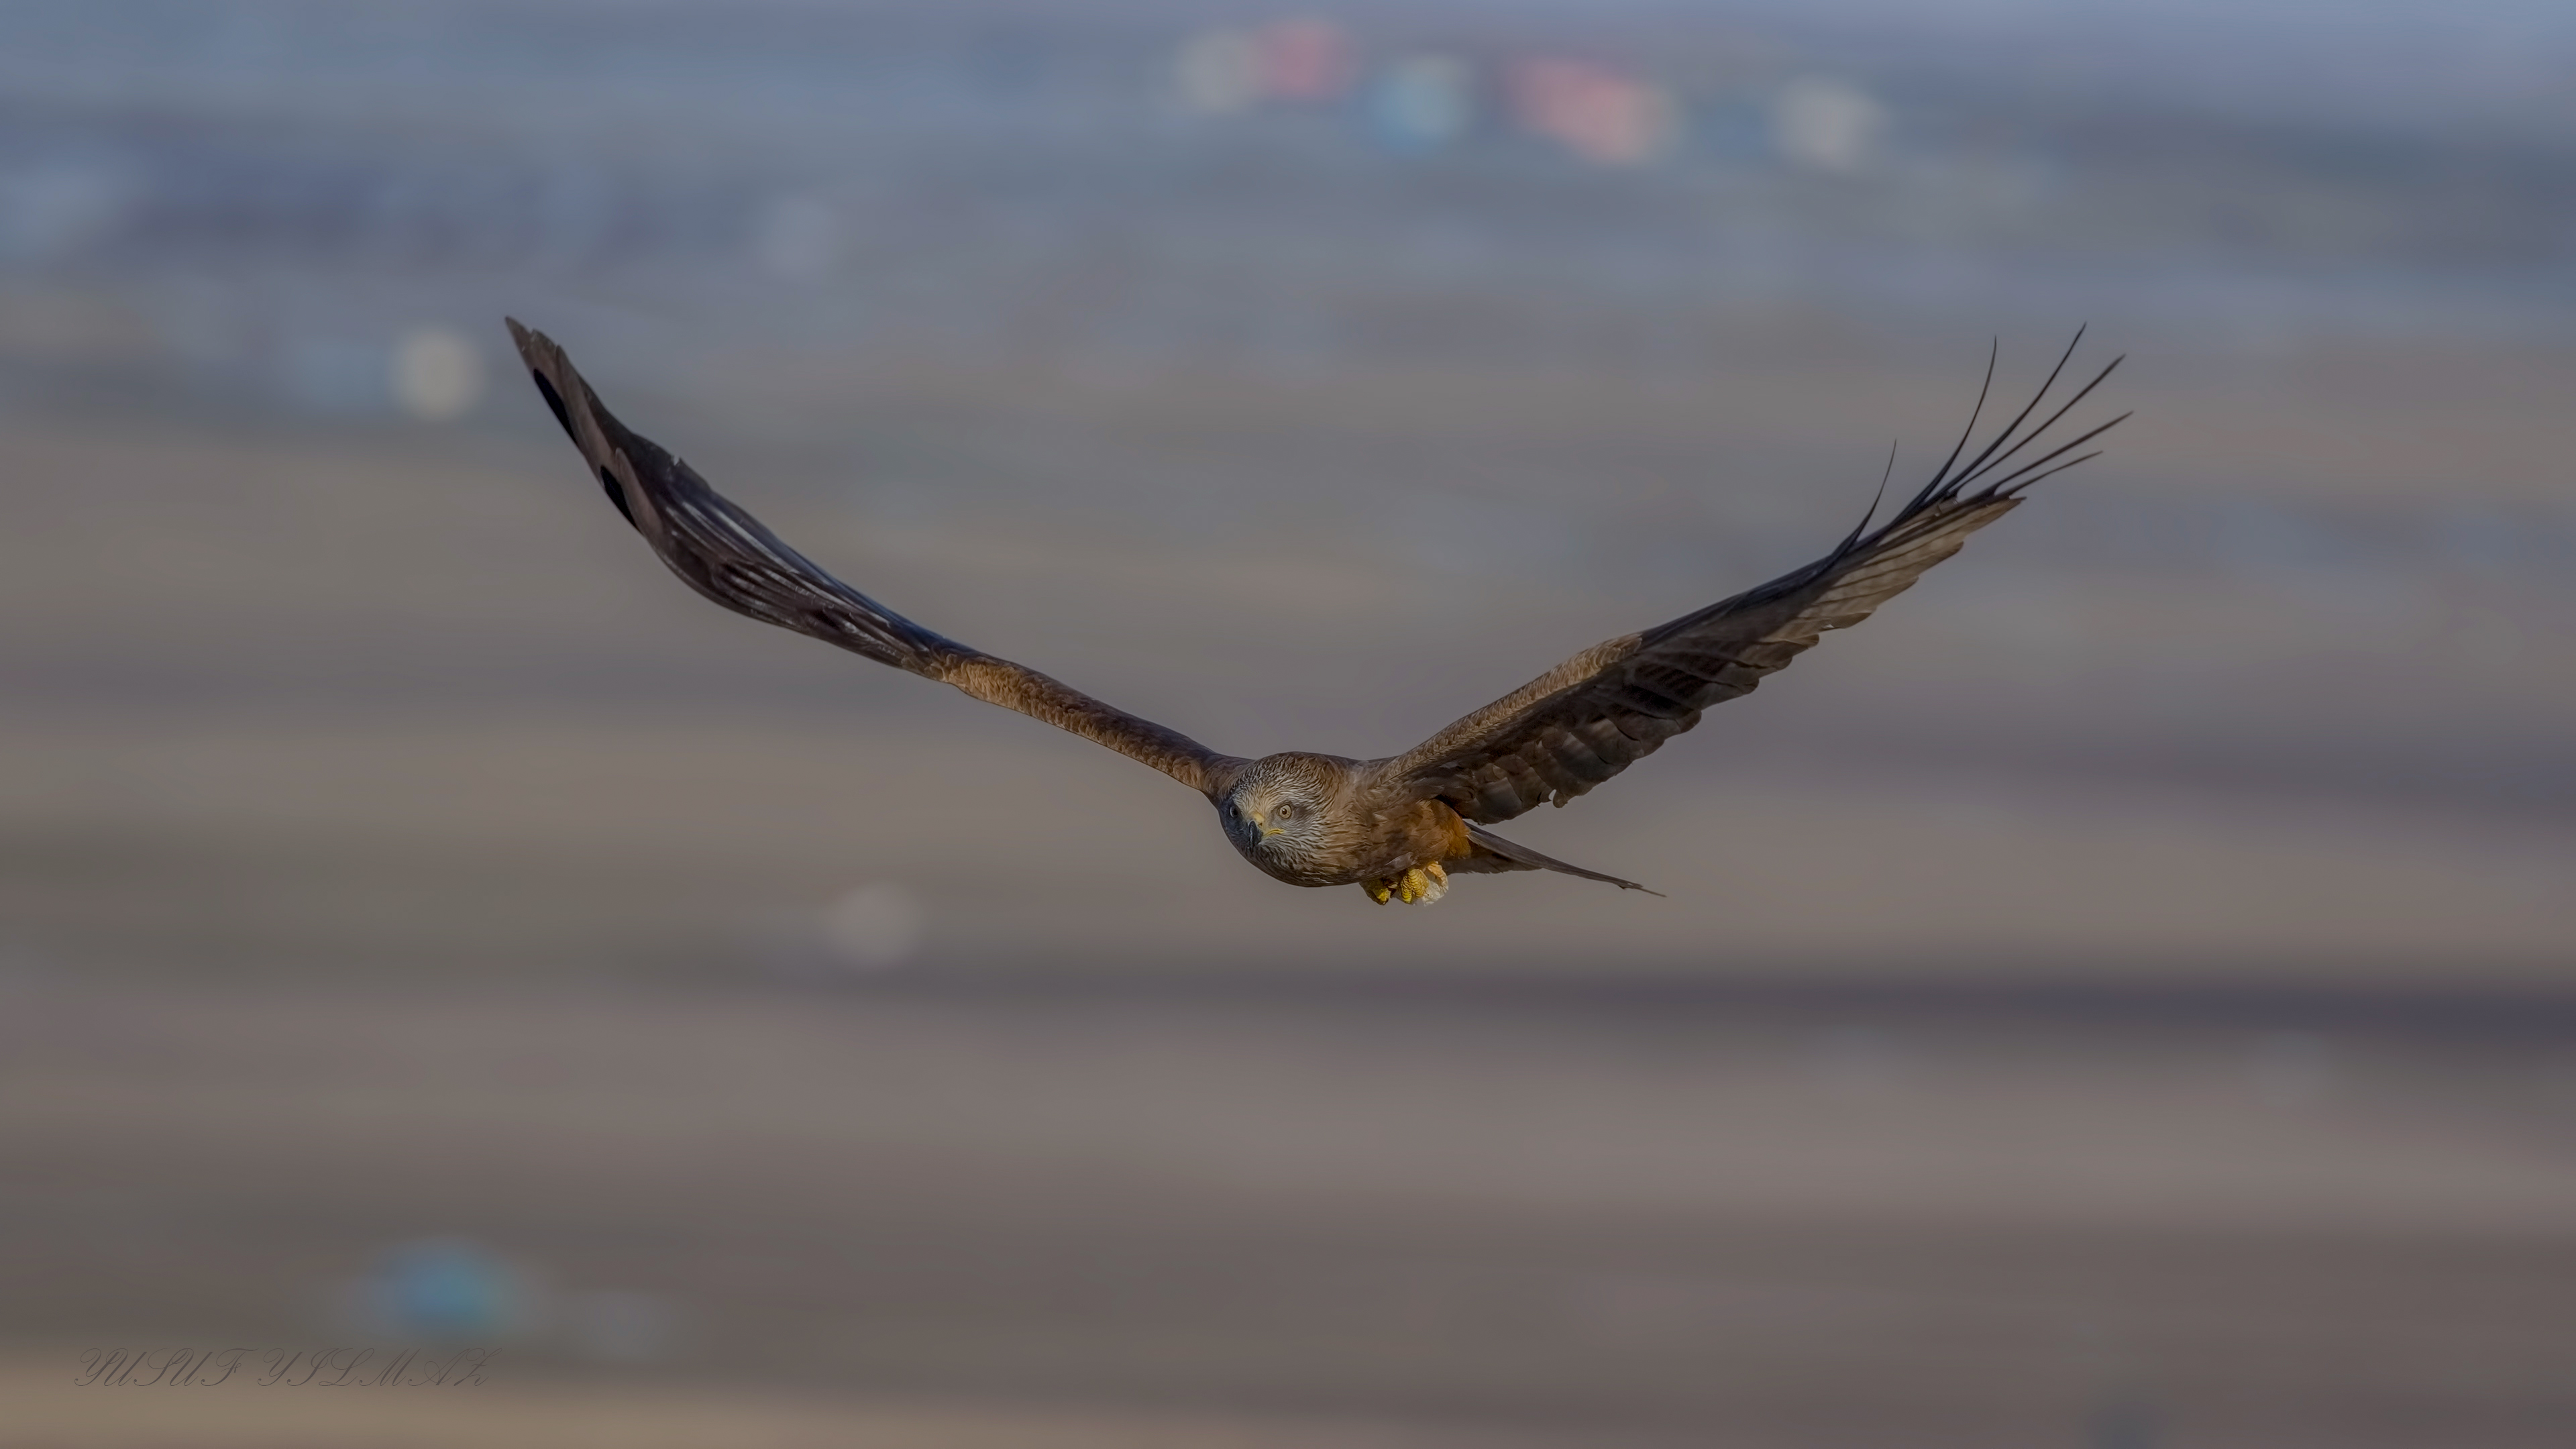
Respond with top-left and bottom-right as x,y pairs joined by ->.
5,978 -> 2576,1447
4,325 -> 2576,1446
6,333 -> 2574,981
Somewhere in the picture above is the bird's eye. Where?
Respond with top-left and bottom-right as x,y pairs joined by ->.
1277,803 -> 1296,819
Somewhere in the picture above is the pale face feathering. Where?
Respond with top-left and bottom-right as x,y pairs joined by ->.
1218,753 -> 1351,885
510,319 -> 2123,910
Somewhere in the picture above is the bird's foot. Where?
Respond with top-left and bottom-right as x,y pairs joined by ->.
1362,861 -> 1448,906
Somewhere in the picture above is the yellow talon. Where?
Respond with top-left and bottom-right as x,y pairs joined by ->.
1362,861 -> 1451,906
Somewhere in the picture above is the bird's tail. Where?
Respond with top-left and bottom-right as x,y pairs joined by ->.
1462,824 -> 1662,896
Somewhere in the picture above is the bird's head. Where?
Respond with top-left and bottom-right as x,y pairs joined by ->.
1220,754 -> 1344,861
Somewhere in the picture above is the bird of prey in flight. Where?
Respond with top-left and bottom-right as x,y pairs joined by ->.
508,320 -> 2121,906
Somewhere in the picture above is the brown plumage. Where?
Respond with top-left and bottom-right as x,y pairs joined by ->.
507,319 -> 2123,906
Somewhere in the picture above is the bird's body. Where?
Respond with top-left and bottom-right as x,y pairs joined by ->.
507,319 -> 2122,906
1220,754 -> 1479,902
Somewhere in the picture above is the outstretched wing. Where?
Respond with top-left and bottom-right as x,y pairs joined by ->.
1379,334 -> 2125,824
506,319 -> 1245,796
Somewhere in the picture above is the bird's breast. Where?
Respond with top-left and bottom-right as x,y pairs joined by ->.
1228,798 -> 1472,889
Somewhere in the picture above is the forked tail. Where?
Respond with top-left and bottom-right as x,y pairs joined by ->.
1464,824 -> 1662,896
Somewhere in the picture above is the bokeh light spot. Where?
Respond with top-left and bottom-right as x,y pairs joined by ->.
391,326 -> 484,421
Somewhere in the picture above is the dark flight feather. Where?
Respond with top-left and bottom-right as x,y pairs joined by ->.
1379,334 -> 2127,825
506,319 -> 1244,796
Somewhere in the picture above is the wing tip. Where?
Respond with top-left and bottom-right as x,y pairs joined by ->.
503,317 -> 644,530
504,316 -> 580,443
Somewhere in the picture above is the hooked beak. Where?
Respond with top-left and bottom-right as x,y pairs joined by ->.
1249,811 -> 1281,839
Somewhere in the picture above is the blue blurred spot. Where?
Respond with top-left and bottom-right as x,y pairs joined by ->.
1369,56 -> 1474,156
374,1237 -> 519,1342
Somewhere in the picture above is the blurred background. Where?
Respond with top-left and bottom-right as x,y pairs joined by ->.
3,1 -> 2574,1444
